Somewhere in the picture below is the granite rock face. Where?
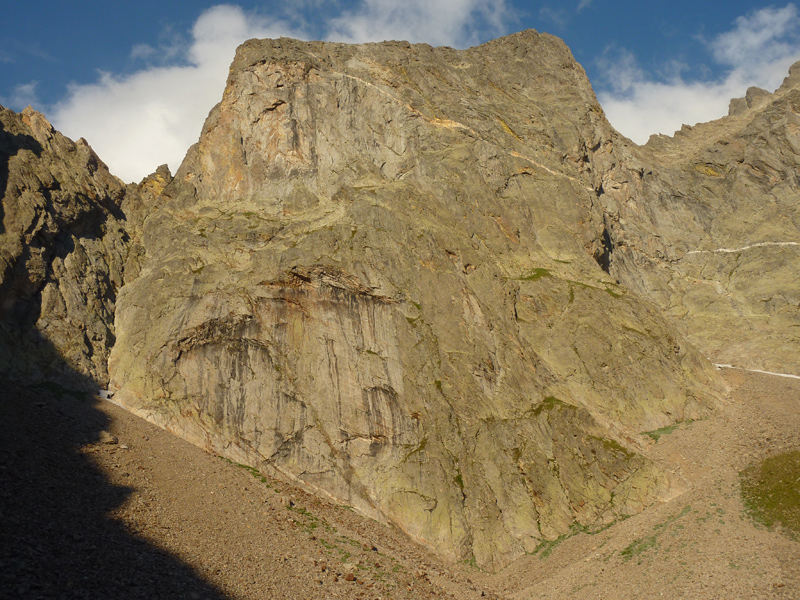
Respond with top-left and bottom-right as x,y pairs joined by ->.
0,107 -> 129,388
5,30 -> 797,571
596,64 -> 800,374
108,33 -> 722,569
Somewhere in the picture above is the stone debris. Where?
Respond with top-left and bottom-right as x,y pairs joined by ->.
98,430 -> 117,445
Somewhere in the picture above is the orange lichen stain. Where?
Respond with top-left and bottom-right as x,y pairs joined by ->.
489,214 -> 519,244
497,116 -> 522,141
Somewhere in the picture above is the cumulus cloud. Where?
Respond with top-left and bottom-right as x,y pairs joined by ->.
50,5 -> 304,182
326,0 -> 510,48
1,81 -> 39,109
711,4 -> 800,70
598,4 -> 800,144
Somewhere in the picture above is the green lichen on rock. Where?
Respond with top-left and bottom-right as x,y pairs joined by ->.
531,395 -> 568,416
517,268 -> 552,281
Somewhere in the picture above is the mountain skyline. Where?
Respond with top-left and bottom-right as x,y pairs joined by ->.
3,1 -> 799,181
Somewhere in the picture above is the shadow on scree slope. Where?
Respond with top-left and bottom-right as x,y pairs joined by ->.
0,125 -> 230,599
0,337 -> 233,600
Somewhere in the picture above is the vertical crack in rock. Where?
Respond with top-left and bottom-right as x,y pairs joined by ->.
594,225 -> 613,274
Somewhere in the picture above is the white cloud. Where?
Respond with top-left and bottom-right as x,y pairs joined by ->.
597,48 -> 643,94
598,4 -> 800,144
326,0 -> 510,48
538,6 -> 568,29
50,5 -> 304,183
130,43 -> 158,61
711,4 -> 800,71
1,81 -> 39,110
577,0 -> 593,11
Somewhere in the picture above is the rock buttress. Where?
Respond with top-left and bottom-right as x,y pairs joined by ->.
109,32 -> 724,569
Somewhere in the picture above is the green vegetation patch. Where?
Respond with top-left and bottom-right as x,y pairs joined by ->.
286,504 -> 338,538
454,469 -> 464,492
219,456 -> 270,484
620,505 -> 691,561
643,420 -> 694,442
401,437 -> 428,462
535,530 -> 572,559
534,519 -> 623,561
531,395 -> 568,416
517,268 -> 552,281
535,522 -> 598,559
740,450 -> 800,538
643,424 -> 679,442
462,554 -> 478,568
620,533 -> 658,560
589,435 -> 635,457
567,279 -> 596,289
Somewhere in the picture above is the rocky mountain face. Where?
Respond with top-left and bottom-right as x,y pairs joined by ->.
0,106 -> 129,388
596,67 -> 800,374
107,32 -> 724,569
1,30 -> 796,570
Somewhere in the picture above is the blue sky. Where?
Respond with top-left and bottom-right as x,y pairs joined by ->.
3,1 -> 800,181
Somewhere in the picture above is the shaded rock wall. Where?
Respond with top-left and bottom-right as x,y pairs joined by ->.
0,107 -> 130,388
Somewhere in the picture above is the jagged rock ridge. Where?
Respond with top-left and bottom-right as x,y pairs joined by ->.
0,106 -> 129,388
595,63 -> 800,374
1,30 -> 797,571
